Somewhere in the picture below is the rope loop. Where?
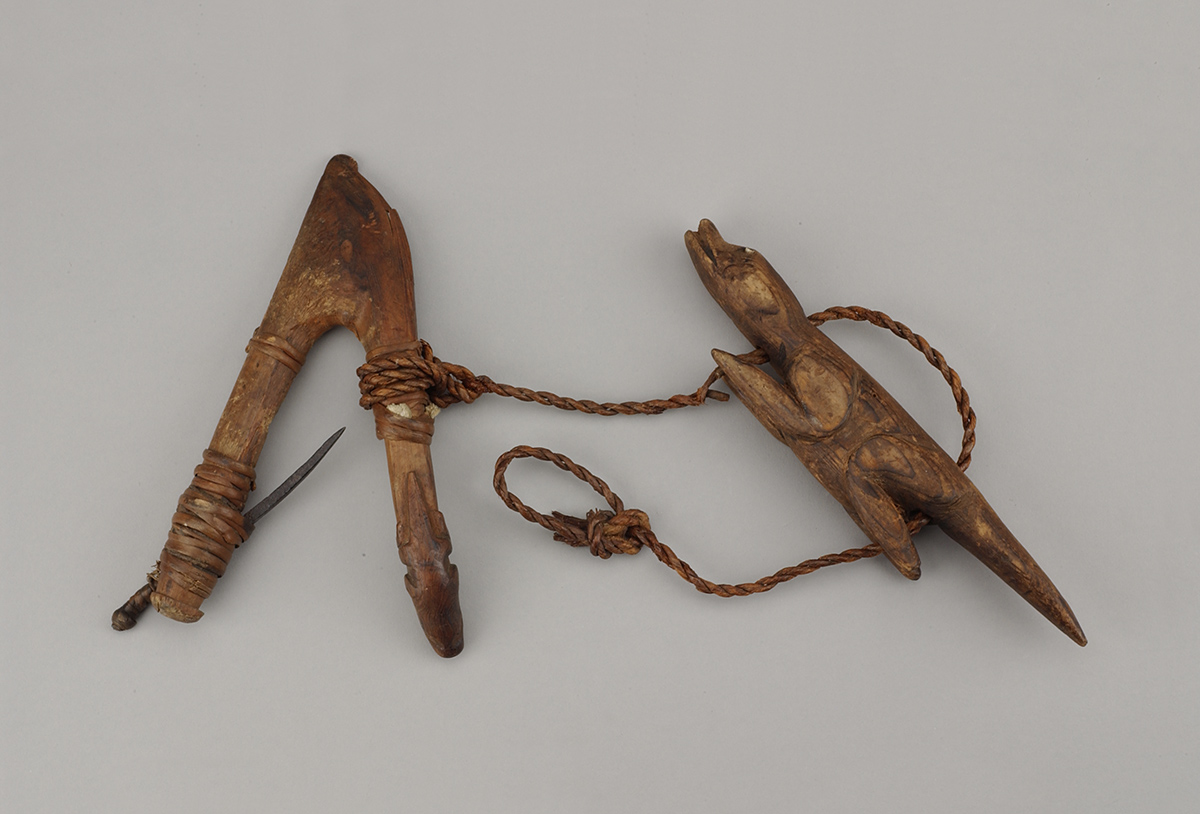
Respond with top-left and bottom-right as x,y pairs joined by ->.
492,446 -> 651,558
489,305 -> 978,597
492,444 -> 887,597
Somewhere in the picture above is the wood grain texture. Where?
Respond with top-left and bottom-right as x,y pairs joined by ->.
147,156 -> 463,657
686,219 -> 1085,645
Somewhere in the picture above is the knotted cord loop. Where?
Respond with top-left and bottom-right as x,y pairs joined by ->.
493,447 -> 651,559
493,446 -> 888,596
490,306 -> 977,596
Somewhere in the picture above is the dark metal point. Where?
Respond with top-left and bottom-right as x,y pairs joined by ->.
243,427 -> 346,531
112,428 -> 345,632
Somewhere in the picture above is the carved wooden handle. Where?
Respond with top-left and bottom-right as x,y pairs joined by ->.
146,156 -> 463,656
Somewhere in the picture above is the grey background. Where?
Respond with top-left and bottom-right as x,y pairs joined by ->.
3,2 -> 1197,811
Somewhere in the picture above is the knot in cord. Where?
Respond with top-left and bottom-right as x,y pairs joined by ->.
494,445 -> 652,558
553,507 -> 651,558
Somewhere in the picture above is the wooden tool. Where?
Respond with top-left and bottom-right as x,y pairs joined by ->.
114,155 -> 463,657
686,219 -> 1085,645
112,160 -> 1084,653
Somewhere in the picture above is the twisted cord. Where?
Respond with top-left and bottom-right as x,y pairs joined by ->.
357,309 -> 973,473
494,446 -> 890,596
807,306 -> 976,468
359,340 -> 743,415
489,307 -> 977,595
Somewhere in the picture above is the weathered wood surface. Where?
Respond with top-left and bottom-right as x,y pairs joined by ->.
686,219 -> 1085,645
146,155 -> 463,656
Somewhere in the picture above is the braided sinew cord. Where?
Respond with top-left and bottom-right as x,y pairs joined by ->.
359,306 -> 977,595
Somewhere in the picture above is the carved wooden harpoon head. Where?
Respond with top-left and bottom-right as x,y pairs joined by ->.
687,219 -> 1086,646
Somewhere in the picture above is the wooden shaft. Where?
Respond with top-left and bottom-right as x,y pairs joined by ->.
151,345 -> 299,622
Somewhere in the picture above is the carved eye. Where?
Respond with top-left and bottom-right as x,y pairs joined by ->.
786,353 -> 853,432
736,274 -> 781,316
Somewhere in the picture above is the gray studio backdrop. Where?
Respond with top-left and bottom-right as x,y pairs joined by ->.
3,3 -> 1197,812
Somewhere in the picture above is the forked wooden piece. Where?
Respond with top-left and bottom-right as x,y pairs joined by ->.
138,155 -> 463,656
686,219 -> 1086,645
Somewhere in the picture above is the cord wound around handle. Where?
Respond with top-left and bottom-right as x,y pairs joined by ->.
150,449 -> 255,622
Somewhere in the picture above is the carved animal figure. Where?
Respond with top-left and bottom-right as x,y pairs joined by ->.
686,219 -> 1085,645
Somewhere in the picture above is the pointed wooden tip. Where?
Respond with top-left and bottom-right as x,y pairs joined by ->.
712,348 -> 815,443
932,495 -> 1089,646
1049,600 -> 1087,646
869,518 -> 921,580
